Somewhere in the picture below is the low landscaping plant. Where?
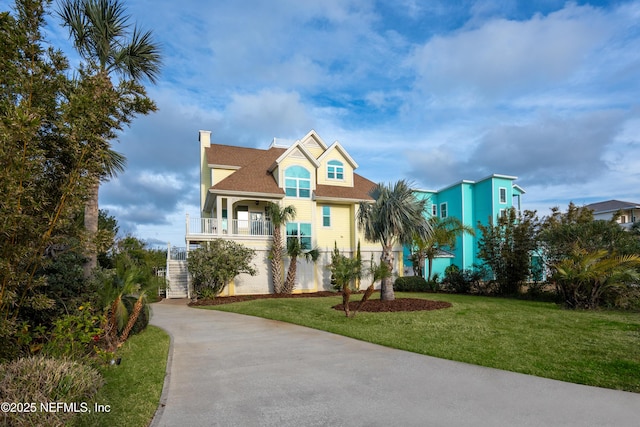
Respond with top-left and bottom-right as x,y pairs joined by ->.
394,276 -> 428,292
74,325 -> 170,427
0,356 -> 102,427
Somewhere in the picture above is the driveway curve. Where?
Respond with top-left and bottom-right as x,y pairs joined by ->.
149,299 -> 640,427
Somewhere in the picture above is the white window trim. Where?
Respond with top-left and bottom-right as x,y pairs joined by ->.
284,166 -> 311,199
327,160 -> 344,181
286,222 -> 313,248
440,202 -> 448,219
499,187 -> 507,204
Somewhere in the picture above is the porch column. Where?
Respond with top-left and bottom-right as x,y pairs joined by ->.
216,196 -> 223,236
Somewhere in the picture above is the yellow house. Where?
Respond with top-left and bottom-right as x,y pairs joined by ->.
174,129 -> 402,296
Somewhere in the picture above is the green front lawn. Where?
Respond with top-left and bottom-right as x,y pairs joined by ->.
205,293 -> 640,392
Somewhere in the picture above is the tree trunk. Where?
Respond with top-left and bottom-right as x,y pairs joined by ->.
271,226 -> 284,293
427,257 -> 433,281
380,248 -> 395,300
119,296 -> 144,344
351,284 -> 375,317
342,283 -> 351,317
83,179 -> 99,278
283,255 -> 298,294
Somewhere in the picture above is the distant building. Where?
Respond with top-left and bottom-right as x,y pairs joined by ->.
585,200 -> 640,230
405,174 -> 525,278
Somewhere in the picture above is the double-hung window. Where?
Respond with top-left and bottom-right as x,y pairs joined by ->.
440,203 -> 448,219
286,223 -> 312,249
327,160 -> 344,180
284,166 -> 311,198
499,187 -> 507,204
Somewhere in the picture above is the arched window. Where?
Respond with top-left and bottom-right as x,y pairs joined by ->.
284,166 -> 311,198
327,160 -> 344,180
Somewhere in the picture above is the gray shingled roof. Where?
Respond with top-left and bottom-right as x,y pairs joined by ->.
585,200 -> 640,214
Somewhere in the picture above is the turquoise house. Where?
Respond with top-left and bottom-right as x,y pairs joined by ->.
404,174 -> 525,279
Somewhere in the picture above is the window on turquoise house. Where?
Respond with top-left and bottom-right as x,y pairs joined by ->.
440,202 -> 448,218
499,187 -> 507,204
327,160 -> 344,180
322,206 -> 331,227
287,222 -> 312,248
431,205 -> 437,216
285,166 -> 311,198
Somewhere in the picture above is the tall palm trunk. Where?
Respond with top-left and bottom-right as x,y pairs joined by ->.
270,225 -> 284,293
283,254 -> 298,294
83,178 -> 99,278
380,247 -> 395,300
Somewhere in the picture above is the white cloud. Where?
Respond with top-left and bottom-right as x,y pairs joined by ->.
221,90 -> 316,144
408,3 -> 614,102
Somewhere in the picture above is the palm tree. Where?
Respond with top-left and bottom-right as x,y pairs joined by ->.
58,0 -> 161,276
411,216 -> 475,281
552,249 -> 640,309
266,202 -> 296,293
357,180 -> 432,300
83,148 -> 126,276
283,238 -> 319,294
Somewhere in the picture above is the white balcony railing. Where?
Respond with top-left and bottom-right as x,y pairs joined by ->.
186,216 -> 273,238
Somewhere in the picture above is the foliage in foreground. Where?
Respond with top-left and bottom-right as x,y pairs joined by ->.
188,240 -> 257,298
0,0 -> 160,360
0,356 -> 103,426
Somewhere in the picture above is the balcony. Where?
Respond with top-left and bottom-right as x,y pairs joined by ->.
186,216 -> 273,240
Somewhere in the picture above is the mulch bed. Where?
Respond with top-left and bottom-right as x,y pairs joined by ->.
333,298 -> 452,312
189,291 -> 452,313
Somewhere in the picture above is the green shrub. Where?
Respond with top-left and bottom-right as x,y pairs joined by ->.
442,265 -> 470,293
42,304 -> 103,361
0,356 -> 103,427
394,276 -> 428,292
442,265 -> 493,295
188,240 -> 257,298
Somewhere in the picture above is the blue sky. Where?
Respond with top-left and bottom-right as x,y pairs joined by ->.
5,0 -> 640,247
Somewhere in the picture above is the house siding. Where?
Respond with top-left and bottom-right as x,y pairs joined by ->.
316,204 -> 353,250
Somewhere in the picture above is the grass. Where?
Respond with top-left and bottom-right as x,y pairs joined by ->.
74,325 -> 170,427
204,292 -> 640,392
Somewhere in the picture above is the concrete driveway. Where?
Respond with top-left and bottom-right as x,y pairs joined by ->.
149,299 -> 640,427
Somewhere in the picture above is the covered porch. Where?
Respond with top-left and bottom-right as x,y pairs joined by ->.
187,196 -> 278,241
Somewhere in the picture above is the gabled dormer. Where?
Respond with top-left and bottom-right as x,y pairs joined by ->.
316,141 -> 358,188
298,130 -> 328,158
268,139 -> 320,198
